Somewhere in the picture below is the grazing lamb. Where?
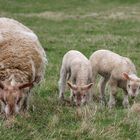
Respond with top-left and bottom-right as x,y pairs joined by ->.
58,50 -> 93,106
0,17 -> 47,118
89,49 -> 140,108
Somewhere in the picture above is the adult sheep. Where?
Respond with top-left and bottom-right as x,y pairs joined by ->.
0,17 -> 47,118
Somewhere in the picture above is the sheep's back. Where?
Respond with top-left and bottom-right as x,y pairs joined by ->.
0,17 -> 33,33
0,29 -> 46,83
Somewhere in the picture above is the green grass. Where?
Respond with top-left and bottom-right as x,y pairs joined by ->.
0,0 -> 140,139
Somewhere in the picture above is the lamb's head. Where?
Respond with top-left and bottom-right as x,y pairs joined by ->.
0,81 -> 34,117
67,81 -> 93,106
123,73 -> 140,98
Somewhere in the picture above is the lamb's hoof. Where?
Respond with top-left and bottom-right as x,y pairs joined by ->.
100,100 -> 106,106
123,101 -> 130,108
58,95 -> 64,100
58,96 -> 64,104
58,97 -> 71,106
108,101 -> 116,109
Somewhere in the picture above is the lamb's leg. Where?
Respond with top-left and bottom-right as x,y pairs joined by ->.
58,67 -> 67,101
108,78 -> 117,108
69,76 -> 76,105
70,91 -> 74,106
98,77 -> 109,105
91,70 -> 98,99
122,90 -> 129,108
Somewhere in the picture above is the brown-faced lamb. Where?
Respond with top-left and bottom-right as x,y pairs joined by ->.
89,49 -> 140,108
0,17 -> 47,118
58,50 -> 93,106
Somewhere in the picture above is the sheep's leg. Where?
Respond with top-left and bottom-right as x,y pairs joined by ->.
98,77 -> 109,105
22,96 -> 28,111
20,93 -> 31,118
0,102 -> 5,114
122,90 -> 129,108
58,67 -> 67,101
108,78 -> 117,108
21,92 -> 30,112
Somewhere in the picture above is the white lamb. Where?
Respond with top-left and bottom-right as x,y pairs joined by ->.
89,49 -> 140,108
58,50 -> 93,106
0,17 -> 47,117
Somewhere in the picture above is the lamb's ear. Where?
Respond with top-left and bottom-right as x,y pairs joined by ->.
0,81 -> 4,89
18,82 -> 34,89
81,83 -> 93,90
122,73 -> 130,80
67,81 -> 77,90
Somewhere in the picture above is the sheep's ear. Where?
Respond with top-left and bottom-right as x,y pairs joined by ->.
0,81 -> 4,89
18,82 -> 34,89
81,83 -> 93,90
122,73 -> 130,80
67,81 -> 77,90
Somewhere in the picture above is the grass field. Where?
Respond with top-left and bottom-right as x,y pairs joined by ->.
0,0 -> 140,139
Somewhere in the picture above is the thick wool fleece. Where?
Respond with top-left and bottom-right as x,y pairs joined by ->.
0,17 -> 47,84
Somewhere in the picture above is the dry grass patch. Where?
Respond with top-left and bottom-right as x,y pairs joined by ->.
12,5 -> 140,21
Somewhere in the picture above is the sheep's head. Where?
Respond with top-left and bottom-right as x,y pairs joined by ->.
123,73 -> 140,98
67,81 -> 93,106
0,81 -> 34,118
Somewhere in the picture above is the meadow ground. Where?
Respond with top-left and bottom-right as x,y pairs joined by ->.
0,0 -> 140,139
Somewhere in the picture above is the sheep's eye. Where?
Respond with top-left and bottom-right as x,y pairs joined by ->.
128,84 -> 131,88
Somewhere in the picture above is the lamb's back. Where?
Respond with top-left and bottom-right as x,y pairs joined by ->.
90,50 -> 136,79
63,50 -> 92,84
